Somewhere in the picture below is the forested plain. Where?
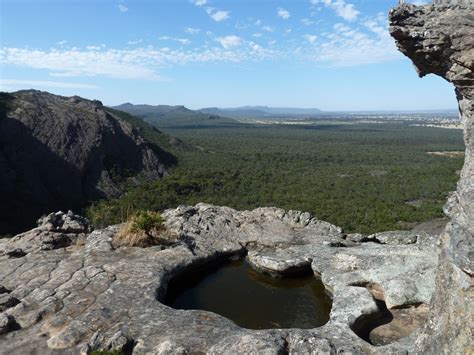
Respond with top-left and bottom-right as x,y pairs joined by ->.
88,122 -> 464,234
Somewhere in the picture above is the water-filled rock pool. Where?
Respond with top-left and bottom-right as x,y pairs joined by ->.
165,259 -> 332,329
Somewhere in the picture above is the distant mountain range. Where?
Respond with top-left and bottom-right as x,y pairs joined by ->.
113,103 -> 240,127
199,106 -> 324,118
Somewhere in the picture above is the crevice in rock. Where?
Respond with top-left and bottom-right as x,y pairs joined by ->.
359,237 -> 382,244
122,338 -> 137,355
5,248 -> 27,258
328,242 -> 347,248
349,282 -> 429,346
0,315 -> 21,335
0,285 -> 11,294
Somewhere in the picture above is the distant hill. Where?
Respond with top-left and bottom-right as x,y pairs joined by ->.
199,106 -> 324,119
0,90 -> 175,235
113,103 -> 240,127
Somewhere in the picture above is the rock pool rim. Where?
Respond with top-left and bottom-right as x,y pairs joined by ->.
161,253 -> 334,330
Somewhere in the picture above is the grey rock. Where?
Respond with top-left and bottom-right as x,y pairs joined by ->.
390,2 -> 474,354
0,90 -> 172,235
0,204 -> 440,354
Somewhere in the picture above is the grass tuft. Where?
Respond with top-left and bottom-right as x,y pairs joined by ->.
114,210 -> 177,247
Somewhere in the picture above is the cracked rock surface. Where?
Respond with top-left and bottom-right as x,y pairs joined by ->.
0,205 -> 438,354
390,2 -> 473,353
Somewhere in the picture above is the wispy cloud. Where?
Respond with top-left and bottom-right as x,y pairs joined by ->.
277,8 -> 290,19
0,45 -> 275,80
127,39 -> 143,45
304,34 -> 318,44
301,18 -> 314,26
216,35 -> 242,49
0,79 -> 99,90
262,25 -> 274,33
207,8 -> 230,22
311,0 -> 359,21
306,16 -> 400,66
118,4 -> 128,13
191,0 -> 207,6
159,36 -> 191,45
185,27 -> 201,35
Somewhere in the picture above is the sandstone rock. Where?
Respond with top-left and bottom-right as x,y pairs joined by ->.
0,90 -> 172,235
0,205 -> 440,353
390,2 -> 474,354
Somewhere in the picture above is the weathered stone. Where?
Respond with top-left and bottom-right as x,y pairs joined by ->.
390,2 -> 474,354
0,204 -> 439,354
0,90 -> 172,235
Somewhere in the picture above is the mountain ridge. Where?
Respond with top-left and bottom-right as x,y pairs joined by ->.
113,103 -> 240,127
0,90 -> 174,235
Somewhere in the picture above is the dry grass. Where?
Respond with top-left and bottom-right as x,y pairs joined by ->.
114,211 -> 178,248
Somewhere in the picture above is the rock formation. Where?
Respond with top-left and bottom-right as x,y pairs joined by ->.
390,2 -> 473,353
0,1 -> 472,354
0,90 -> 172,235
0,204 -> 439,353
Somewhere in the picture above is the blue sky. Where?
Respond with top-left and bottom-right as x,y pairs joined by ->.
0,0 -> 457,110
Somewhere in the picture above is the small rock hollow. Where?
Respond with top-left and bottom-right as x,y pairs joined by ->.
164,259 -> 332,329
349,282 -> 430,346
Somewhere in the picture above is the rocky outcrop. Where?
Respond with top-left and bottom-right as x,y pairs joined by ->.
0,90 -> 172,235
0,204 -> 439,354
390,2 -> 473,353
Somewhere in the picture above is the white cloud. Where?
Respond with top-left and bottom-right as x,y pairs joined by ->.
304,34 -> 317,44
127,39 -> 143,45
208,9 -> 230,22
0,79 -> 98,90
86,45 -> 102,50
277,8 -> 291,19
192,0 -> 207,6
311,0 -> 359,21
262,26 -> 274,33
308,17 -> 400,66
57,40 -> 68,46
185,27 -> 201,35
0,45 -> 275,80
177,38 -> 191,45
216,35 -> 242,49
118,4 -> 128,12
301,18 -> 314,26
158,36 -> 191,45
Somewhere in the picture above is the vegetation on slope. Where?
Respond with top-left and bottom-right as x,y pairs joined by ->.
87,123 -> 464,234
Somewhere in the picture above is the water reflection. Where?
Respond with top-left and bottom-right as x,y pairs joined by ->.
165,259 -> 332,329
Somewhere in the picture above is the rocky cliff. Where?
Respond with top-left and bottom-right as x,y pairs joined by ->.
390,2 -> 473,353
0,2 -> 472,354
0,90 -> 171,235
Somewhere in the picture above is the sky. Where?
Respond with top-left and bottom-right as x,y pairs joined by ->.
0,0 -> 458,111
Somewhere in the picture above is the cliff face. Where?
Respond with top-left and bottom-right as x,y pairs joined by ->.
0,90 -> 171,235
390,2 -> 473,353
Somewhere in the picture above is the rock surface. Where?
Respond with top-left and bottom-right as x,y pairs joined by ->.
0,204 -> 438,354
0,90 -> 171,235
390,2 -> 473,354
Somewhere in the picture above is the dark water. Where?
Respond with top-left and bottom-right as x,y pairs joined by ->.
164,259 -> 332,329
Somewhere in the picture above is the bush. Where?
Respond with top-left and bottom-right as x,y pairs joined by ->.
114,211 -> 177,248
129,210 -> 164,233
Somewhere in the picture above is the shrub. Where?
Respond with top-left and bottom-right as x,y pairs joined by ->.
114,211 -> 177,248
128,210 -> 164,234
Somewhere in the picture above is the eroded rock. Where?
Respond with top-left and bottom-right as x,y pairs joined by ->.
0,204 -> 438,354
390,2 -> 474,353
